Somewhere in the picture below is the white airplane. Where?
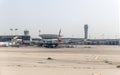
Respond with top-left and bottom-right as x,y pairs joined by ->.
10,36 -> 22,47
0,42 -> 9,47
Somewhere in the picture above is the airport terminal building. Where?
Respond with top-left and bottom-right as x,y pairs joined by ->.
0,35 -> 31,45
61,38 -> 120,45
86,39 -> 120,45
0,34 -> 119,46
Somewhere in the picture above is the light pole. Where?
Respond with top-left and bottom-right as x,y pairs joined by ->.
10,28 -> 13,36
39,30 -> 41,36
15,28 -> 18,35
101,34 -> 104,39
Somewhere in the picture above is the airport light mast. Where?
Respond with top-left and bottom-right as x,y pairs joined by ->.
15,28 -> 18,35
10,28 -> 13,35
39,30 -> 41,36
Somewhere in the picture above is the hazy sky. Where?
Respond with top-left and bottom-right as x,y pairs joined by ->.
0,0 -> 119,39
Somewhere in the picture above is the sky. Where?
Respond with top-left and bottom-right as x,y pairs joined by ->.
119,0 -> 120,39
0,0 -> 119,39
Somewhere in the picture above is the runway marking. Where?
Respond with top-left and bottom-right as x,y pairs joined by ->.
95,56 -> 100,60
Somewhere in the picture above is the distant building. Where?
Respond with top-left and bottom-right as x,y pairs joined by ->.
24,30 -> 29,36
61,38 -> 84,45
61,38 -> 120,45
0,35 -> 31,45
85,39 -> 120,45
39,34 -> 59,39
31,38 -> 43,46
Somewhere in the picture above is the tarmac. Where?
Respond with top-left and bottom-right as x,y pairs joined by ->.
0,45 -> 120,75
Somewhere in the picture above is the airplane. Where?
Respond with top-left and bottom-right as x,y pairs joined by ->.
0,42 -> 9,47
10,36 -> 22,47
39,29 -> 62,48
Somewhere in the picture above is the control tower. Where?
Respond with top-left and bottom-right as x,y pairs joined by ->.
84,24 -> 88,39
24,30 -> 29,36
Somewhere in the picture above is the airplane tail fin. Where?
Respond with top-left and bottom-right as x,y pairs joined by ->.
59,29 -> 61,37
58,29 -> 62,42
